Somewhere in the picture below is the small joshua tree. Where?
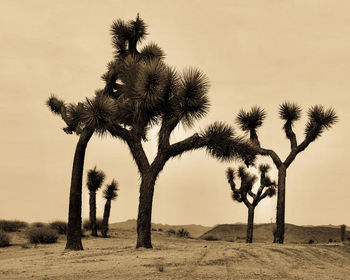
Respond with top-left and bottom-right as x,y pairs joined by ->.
341,224 -> 346,242
101,179 -> 119,238
86,167 -> 106,237
236,103 -> 338,243
226,164 -> 276,243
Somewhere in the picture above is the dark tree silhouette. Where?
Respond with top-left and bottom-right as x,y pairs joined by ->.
101,179 -> 119,238
226,164 -> 276,243
235,103 -> 338,243
100,15 -> 255,248
47,92 -> 119,250
86,167 -> 105,237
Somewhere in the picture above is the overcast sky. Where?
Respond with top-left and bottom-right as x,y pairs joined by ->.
1,0 -> 349,227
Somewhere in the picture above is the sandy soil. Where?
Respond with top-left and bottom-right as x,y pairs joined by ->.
1,229 -> 350,280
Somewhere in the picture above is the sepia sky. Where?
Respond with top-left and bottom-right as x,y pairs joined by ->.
1,0 -> 349,227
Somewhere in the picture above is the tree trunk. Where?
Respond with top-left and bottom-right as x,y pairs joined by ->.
246,206 -> 255,243
101,199 -> 111,238
65,129 -> 93,250
136,173 -> 157,248
90,191 -> 97,237
275,164 -> 287,244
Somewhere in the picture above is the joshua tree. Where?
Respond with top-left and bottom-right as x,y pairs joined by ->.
235,103 -> 338,243
86,167 -> 106,236
226,164 -> 276,243
101,179 -> 119,237
47,91 -> 119,250
99,15 -> 255,248
340,224 -> 346,242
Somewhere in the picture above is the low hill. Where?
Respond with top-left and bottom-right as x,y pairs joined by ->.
110,219 -> 211,238
200,223 -> 350,243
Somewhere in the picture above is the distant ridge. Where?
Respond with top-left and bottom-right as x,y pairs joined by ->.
110,219 -> 211,238
200,223 -> 350,243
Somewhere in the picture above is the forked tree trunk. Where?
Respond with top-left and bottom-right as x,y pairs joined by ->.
246,206 -> 255,243
89,191 -> 98,237
136,173 -> 157,248
101,199 -> 111,238
65,129 -> 93,250
275,164 -> 287,244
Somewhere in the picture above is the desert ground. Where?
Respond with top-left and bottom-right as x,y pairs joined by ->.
1,225 -> 350,280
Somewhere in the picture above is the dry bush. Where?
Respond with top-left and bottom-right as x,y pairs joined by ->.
177,228 -> 190,238
0,231 -> 10,247
27,227 -> 58,244
167,229 -> 176,235
0,220 -> 28,232
49,221 -> 67,235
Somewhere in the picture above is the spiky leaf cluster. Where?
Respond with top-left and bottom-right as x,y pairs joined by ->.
47,95 -> 65,115
237,166 -> 257,193
258,163 -> 270,174
140,43 -> 165,61
279,102 -> 302,123
103,179 -> 119,201
87,167 -> 106,192
201,122 -> 246,162
176,68 -> 210,127
110,14 -> 147,57
47,91 -> 119,135
236,106 -> 266,132
305,105 -> 338,141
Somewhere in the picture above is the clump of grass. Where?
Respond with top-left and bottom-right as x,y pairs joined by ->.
27,227 -> 58,244
49,221 -> 67,235
0,220 -> 28,232
167,229 -> 176,235
177,228 -> 190,238
0,231 -> 10,247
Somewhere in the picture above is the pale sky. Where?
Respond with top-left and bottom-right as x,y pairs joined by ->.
0,0 -> 349,227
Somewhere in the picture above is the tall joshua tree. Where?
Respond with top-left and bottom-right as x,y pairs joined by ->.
101,179 -> 119,238
47,91 -> 119,250
226,164 -> 276,243
236,103 -> 338,243
99,15 -> 255,248
86,167 -> 106,236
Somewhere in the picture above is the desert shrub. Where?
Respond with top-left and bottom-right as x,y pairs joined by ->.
49,221 -> 67,235
83,218 -> 103,231
177,228 -> 189,238
328,238 -> 333,243
27,227 -> 58,244
0,231 -> 10,247
167,229 -> 176,235
0,220 -> 28,232
152,228 -> 157,231
203,235 -> 218,241
32,222 -> 45,228
158,228 -> 163,232
308,239 -> 315,244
